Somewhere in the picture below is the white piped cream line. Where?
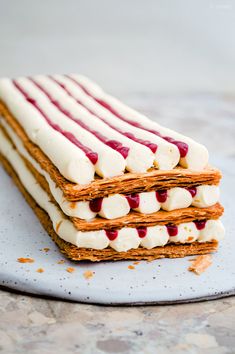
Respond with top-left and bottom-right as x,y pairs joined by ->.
109,228 -> 140,252
169,223 -> 199,243
34,75 -> 155,173
51,75 -> 180,170
98,194 -> 130,219
71,74 -> 209,171
140,226 -> 169,249
133,191 -> 161,214
0,128 -> 224,251
0,79 -> 95,184
192,185 -> 220,208
161,188 -> 192,211
15,77 -> 126,179
197,220 -> 225,242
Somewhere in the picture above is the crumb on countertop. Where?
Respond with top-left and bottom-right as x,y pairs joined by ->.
188,255 -> 212,275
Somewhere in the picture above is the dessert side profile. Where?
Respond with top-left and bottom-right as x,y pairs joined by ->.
0,74 -> 224,261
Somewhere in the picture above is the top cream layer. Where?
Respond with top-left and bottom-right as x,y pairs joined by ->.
0,75 -> 209,184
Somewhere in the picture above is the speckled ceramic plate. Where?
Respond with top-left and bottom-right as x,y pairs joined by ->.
0,157 -> 234,305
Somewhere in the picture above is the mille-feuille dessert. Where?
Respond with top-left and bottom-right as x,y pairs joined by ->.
0,74 -> 224,261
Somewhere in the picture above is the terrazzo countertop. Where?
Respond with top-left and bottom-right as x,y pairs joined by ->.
1,94 -> 235,353
0,290 -> 235,354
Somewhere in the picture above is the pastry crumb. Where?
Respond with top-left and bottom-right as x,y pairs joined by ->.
66,267 -> 75,273
188,255 -> 212,275
69,202 -> 77,209
42,247 -> 50,252
57,259 -> 65,264
128,265 -> 135,270
83,270 -> 94,279
56,220 -> 62,233
17,257 -> 35,263
36,268 -> 44,273
133,261 -> 140,265
187,237 -> 194,242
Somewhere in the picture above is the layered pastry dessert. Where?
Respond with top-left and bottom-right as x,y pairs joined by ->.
0,75 -> 224,261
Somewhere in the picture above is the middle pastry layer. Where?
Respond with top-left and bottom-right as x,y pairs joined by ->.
2,119 -> 220,220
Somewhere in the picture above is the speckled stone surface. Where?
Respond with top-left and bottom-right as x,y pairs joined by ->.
0,94 -> 235,352
0,290 -> 235,353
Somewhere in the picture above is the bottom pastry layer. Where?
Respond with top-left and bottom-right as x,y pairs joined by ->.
0,153 -> 220,261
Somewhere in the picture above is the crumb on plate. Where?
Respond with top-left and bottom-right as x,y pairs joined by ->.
188,255 -> 212,275
66,267 -> 75,273
17,257 -> 35,263
128,265 -> 135,270
83,270 -> 94,279
57,259 -> 65,264
36,268 -> 44,273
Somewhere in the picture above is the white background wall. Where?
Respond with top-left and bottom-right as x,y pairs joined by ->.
0,0 -> 235,94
